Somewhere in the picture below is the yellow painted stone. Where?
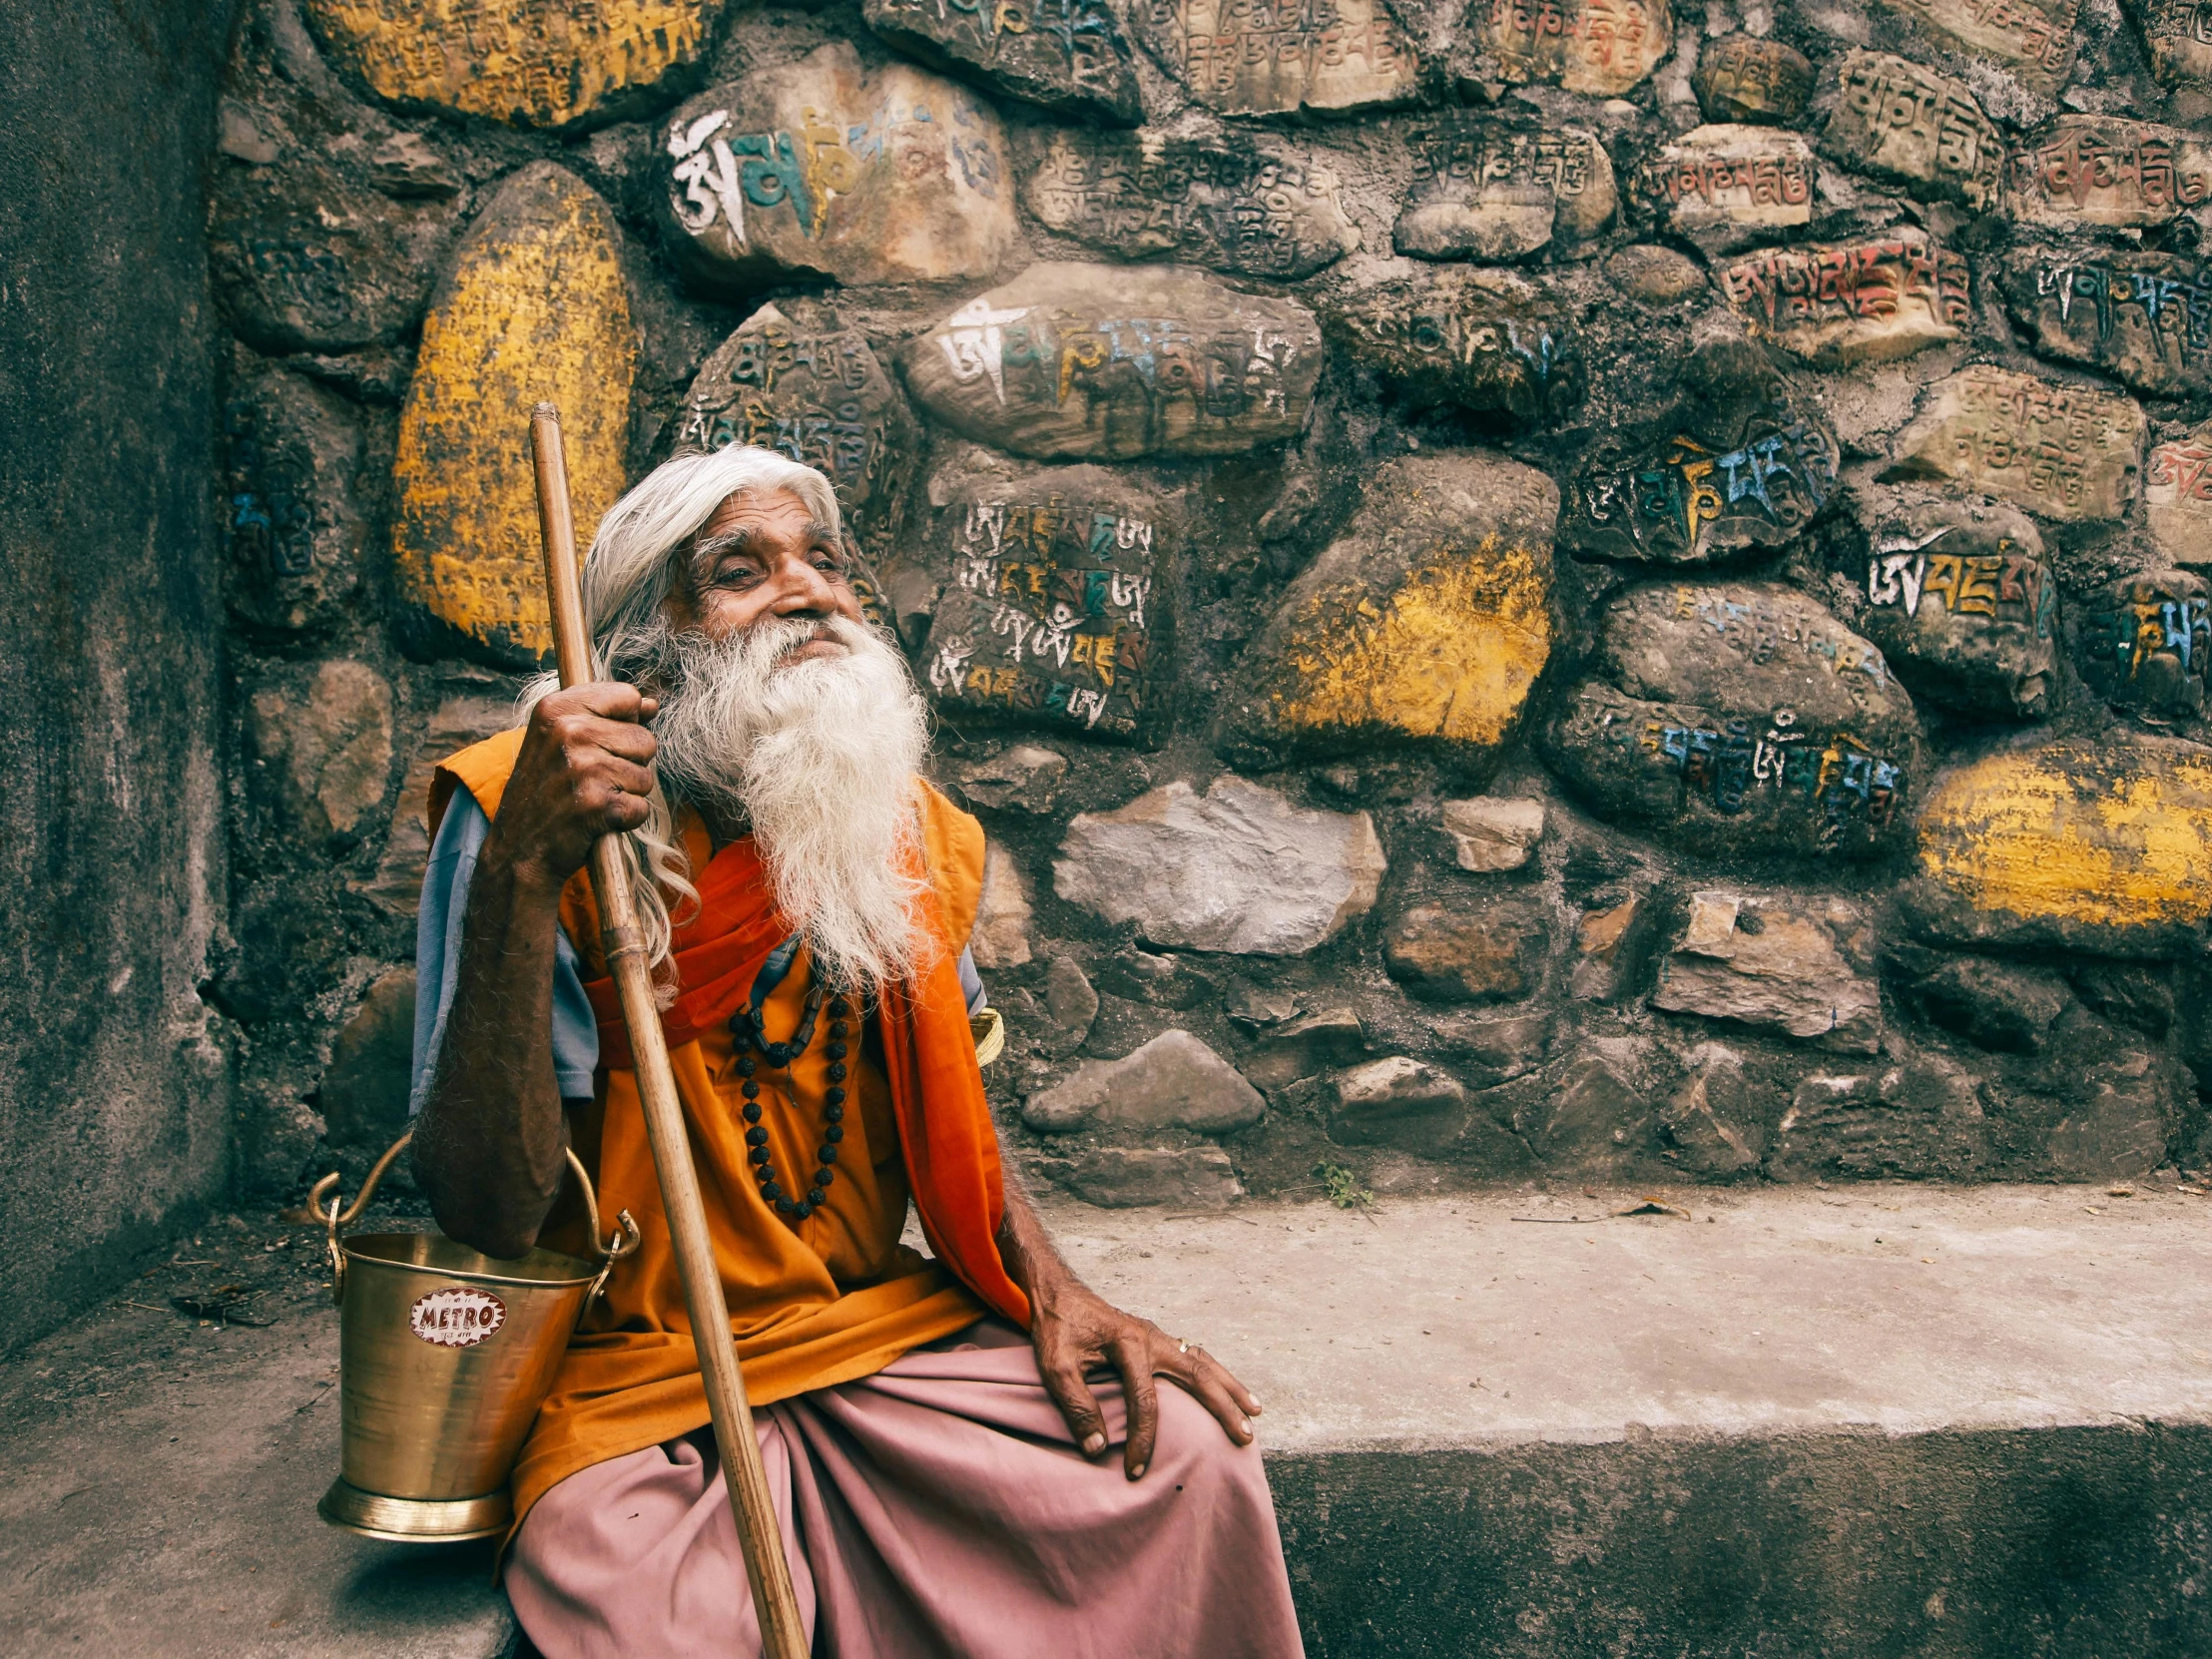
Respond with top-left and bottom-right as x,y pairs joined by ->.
1228,453 -> 1559,767
304,0 -> 720,128
1916,739 -> 2212,940
1268,542 -> 1552,749
394,163 -> 634,663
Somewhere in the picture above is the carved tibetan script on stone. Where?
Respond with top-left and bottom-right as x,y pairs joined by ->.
2078,571 -> 2211,715
1323,271 -> 1584,421
917,467 -> 1171,741
2148,425 -> 2212,566
862,0 -> 1143,123
1871,0 -> 2076,84
1393,119 -> 1616,262
901,263 -> 1322,460
670,300 -> 919,549
660,45 -> 1018,291
1719,235 -> 1970,366
1693,36 -> 1813,123
1475,0 -> 1674,94
1821,51 -> 2003,212
1136,0 -> 1417,115
2128,0 -> 2212,86
2009,117 -> 2212,229
1544,582 -> 1919,858
2001,250 -> 2212,396
1887,366 -> 2146,522
1566,405 -> 1840,563
1640,125 -> 1814,251
303,0 -> 724,128
1025,130 -> 1357,279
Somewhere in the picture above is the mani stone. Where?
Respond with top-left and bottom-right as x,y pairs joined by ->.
247,660 -> 395,840
864,0 -> 1142,124
1384,896 -> 1547,1004
1054,777 -> 1385,955
301,0 -> 725,127
660,44 -> 1020,294
221,358 -> 369,637
1819,52 -> 2002,213
1136,0 -> 1417,116
1321,269 -> 1583,422
2148,422 -> 2212,566
1542,581 -> 1922,860
1474,0 -> 1675,95
1718,233 -> 1969,366
1692,36 -> 1814,124
1870,0 -> 2077,86
1847,486 -> 2055,717
909,465 -> 1174,743
1905,738 -> 2212,957
2129,0 -> 2212,85
669,300 -> 920,551
1637,124 -> 1814,254
393,165 -> 633,666
353,696 -> 517,914
901,263 -> 1321,461
1221,453 -> 1558,773
1999,249 -> 2212,398
1885,366 -> 2145,524
1393,118 -> 1616,263
1024,130 -> 1357,280
2008,118 -> 2212,230
1440,797 -> 1545,871
1653,891 -> 1882,1053
1562,343 -> 1841,565
1021,1029 -> 1266,1134
2075,569 -> 2211,717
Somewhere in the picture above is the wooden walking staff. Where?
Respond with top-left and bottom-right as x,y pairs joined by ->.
529,402 -> 811,1659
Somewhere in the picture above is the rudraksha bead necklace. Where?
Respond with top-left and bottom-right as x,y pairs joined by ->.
732,933 -> 848,1222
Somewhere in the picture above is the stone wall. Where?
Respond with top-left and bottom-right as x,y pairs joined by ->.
0,0 -> 238,1351
217,0 -> 2212,1209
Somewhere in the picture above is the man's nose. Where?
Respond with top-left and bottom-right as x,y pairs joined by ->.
770,555 -> 838,614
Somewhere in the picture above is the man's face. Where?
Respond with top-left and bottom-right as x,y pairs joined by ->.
670,486 -> 862,667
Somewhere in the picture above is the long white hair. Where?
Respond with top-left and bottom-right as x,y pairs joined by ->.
520,445 -> 851,986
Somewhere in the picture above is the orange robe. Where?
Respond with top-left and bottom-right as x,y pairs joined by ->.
430,731 -> 1027,1534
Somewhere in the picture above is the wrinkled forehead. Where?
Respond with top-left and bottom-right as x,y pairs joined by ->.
695,485 -> 826,545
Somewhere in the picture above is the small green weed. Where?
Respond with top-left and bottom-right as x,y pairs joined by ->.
1312,1160 -> 1375,1212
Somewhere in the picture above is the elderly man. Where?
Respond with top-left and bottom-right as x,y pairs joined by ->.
407,443 -> 1303,1657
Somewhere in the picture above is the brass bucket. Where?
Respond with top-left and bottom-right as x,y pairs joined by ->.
300,1133 -> 640,1543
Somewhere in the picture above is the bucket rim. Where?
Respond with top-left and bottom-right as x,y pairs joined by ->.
337,1230 -> 603,1290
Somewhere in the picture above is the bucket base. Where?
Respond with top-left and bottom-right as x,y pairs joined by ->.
318,1476 -> 512,1543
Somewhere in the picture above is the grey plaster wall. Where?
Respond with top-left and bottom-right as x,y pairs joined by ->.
0,0 -> 239,1352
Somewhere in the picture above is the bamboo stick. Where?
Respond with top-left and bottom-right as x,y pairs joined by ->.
530,402 -> 809,1659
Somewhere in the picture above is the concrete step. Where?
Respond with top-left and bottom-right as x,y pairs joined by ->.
6,1183 -> 2212,1656
1046,1181 -> 2212,1658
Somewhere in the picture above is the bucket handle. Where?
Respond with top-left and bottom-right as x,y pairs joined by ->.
298,1131 -> 641,1305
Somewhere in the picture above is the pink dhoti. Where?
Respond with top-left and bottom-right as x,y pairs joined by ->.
506,1321 -> 1306,1658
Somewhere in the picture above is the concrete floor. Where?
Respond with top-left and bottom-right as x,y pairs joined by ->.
6,1181 -> 2211,1655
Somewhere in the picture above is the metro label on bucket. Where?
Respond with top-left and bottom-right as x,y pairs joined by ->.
409,1287 -> 508,1349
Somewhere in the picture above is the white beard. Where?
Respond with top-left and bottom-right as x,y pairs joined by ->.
651,614 -> 933,990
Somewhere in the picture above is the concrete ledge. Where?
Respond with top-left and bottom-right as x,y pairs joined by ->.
8,1183 -> 2212,1655
1043,1182 -> 2212,1657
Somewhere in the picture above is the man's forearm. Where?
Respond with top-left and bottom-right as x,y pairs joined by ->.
411,852 -> 570,1257
995,1173 -> 1082,1315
